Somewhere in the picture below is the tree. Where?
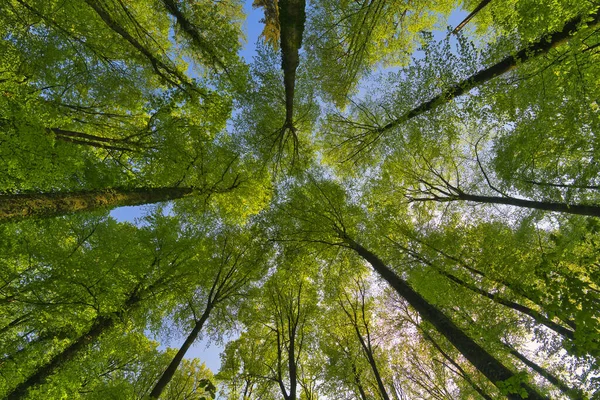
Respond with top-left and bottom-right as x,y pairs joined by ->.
219,260 -> 319,400
2,1 -> 599,398
267,177 -> 566,398
305,0 -> 455,106
0,184 -> 235,222
0,0 -> 243,195
149,226 -> 270,399
0,212 -> 212,398
336,276 -> 391,400
324,6 -> 600,163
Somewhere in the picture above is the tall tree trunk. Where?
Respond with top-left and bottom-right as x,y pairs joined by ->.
278,0 -> 306,126
5,288 -> 144,400
53,134 -> 134,152
242,379 -> 254,399
451,0 -> 493,34
455,192 -> 600,218
288,329 -> 297,400
0,313 -> 31,336
148,305 -> 212,399
49,128 -> 137,152
394,241 -> 576,339
0,187 -> 196,223
342,235 -> 545,400
83,0 -> 201,95
507,346 -> 584,400
373,9 -> 600,136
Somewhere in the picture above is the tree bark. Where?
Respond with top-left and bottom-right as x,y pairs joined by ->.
451,0 -> 493,34
148,305 -> 212,399
343,235 -> 545,400
375,9 -> 600,136
288,327 -> 297,400
278,0 -> 306,126
507,346 -> 584,400
456,192 -> 600,218
0,187 -> 196,223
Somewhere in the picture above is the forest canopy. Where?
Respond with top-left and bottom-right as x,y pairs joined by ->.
0,0 -> 599,399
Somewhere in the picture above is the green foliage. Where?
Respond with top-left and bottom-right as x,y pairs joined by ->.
1,0 -> 600,399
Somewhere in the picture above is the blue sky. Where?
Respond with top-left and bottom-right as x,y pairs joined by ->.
110,0 -> 470,374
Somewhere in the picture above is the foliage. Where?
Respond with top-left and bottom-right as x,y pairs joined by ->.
1,0 -> 599,399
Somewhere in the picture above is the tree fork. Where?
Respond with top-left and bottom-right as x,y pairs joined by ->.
342,235 -> 546,400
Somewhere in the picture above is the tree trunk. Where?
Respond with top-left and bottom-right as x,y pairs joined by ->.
278,0 -> 306,126
49,128 -> 137,152
0,313 -> 31,336
507,346 -> 584,400
451,0 -> 493,34
83,0 -> 202,95
376,9 -> 600,136
0,187 -> 196,223
343,235 -> 545,400
148,305 -> 212,399
396,241 -> 576,338
456,192 -> 600,218
288,329 -> 297,400
276,329 -> 290,400
5,288 -> 144,400
53,134 -> 134,152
